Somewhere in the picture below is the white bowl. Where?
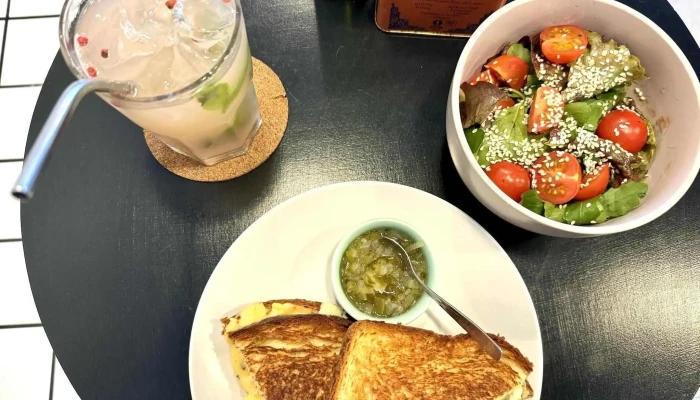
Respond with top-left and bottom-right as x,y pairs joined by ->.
330,218 -> 436,325
446,0 -> 700,238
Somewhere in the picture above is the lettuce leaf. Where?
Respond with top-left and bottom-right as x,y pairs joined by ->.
520,189 -> 544,215
459,82 -> 509,129
599,182 -> 648,218
563,32 -> 645,102
475,102 -> 529,166
465,127 -> 485,154
565,100 -> 614,131
563,198 -> 605,225
544,202 -> 565,222
506,43 -> 533,70
564,86 -> 629,131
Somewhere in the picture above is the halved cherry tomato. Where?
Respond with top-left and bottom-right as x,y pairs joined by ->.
540,25 -> 588,64
485,161 -> 531,202
486,55 -> 529,90
528,86 -> 564,134
573,164 -> 611,201
532,151 -> 582,204
469,69 -> 499,86
495,97 -> 515,110
596,110 -> 648,153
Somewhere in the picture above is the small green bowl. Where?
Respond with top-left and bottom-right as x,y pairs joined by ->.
330,218 -> 437,325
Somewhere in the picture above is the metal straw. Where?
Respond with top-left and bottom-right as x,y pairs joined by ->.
12,79 -> 135,201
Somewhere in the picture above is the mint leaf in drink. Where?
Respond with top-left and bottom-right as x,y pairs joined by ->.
520,189 -> 544,215
224,51 -> 253,113
599,182 -> 648,218
197,49 -> 253,113
544,202 -> 565,222
196,83 -> 231,111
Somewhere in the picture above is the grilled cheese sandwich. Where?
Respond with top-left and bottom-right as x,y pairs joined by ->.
329,320 -> 534,400
221,300 -> 348,400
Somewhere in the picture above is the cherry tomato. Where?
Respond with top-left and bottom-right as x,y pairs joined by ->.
532,152 -> 582,204
540,25 -> 588,64
486,55 -> 529,90
596,110 -> 648,153
469,69 -> 499,86
495,97 -> 516,110
485,161 -> 531,202
573,164 -> 611,201
528,86 -> 564,134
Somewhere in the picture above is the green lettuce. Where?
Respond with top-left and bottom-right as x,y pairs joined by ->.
506,43 -> 533,70
475,102 -> 530,166
563,32 -> 645,102
599,182 -> 648,218
520,189 -> 544,215
465,127 -> 485,154
564,86 -> 628,130
544,202 -> 565,222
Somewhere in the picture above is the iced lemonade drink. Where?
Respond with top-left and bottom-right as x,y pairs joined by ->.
60,0 -> 261,165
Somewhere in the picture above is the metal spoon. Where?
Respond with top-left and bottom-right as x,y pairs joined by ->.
381,236 -> 503,360
12,79 -> 135,201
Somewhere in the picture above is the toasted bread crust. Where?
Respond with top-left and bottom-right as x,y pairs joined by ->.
330,321 -> 534,400
261,299 -> 322,311
231,314 -> 352,400
228,313 -> 351,341
489,334 -> 534,374
220,299 -> 323,333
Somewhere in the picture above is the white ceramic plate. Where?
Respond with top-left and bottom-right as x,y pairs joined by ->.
188,181 -> 543,400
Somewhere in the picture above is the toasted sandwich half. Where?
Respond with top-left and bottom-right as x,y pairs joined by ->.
329,321 -> 534,400
221,299 -> 345,335
226,313 -> 352,400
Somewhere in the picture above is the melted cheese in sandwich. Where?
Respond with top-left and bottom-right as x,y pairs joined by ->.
225,302 -> 344,400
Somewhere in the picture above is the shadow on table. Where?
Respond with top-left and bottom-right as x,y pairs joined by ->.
439,142 -> 537,248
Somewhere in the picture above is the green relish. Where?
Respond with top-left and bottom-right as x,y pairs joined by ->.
339,228 -> 428,318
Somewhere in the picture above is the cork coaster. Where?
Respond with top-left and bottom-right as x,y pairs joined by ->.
144,58 -> 288,182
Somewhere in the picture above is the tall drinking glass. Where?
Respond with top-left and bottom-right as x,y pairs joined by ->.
59,0 -> 262,165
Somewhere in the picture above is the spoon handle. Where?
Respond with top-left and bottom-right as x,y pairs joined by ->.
420,283 -> 503,360
381,236 -> 503,360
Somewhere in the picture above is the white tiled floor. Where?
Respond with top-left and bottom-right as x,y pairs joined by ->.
0,1 -> 698,400
1,17 -> 59,86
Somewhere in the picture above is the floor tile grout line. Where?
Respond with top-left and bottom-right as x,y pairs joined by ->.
2,15 -> 61,21
0,323 -> 42,329
48,353 -> 56,400
0,83 -> 43,88
0,0 -> 10,84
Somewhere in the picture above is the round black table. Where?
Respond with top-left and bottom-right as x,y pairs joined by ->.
22,0 -> 700,399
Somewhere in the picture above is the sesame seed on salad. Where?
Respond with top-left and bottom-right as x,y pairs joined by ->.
459,24 -> 653,226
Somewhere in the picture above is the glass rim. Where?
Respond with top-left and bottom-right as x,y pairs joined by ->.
58,0 -> 243,104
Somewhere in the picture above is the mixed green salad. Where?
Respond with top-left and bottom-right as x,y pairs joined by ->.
459,25 -> 655,226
